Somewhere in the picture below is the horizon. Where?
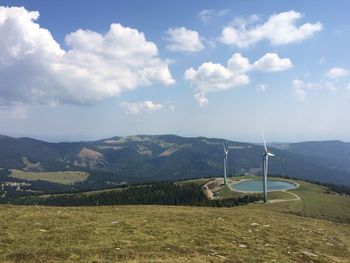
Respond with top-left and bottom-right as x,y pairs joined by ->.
0,1 -> 350,142
1,132 -> 348,144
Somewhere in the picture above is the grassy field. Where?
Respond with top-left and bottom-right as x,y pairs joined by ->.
1,177 -> 349,262
1,204 -> 349,263
10,169 -> 89,185
218,176 -> 350,223
265,180 -> 350,223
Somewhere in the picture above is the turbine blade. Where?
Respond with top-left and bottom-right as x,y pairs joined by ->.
268,152 -> 275,157
261,129 -> 268,152
223,142 -> 226,152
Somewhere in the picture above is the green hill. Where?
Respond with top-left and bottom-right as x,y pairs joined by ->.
1,135 -> 350,191
1,178 -> 349,262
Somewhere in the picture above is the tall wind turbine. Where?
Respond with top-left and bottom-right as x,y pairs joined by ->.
262,131 -> 275,203
223,143 -> 228,185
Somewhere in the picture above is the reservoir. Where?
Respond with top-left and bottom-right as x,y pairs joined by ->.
231,180 -> 297,192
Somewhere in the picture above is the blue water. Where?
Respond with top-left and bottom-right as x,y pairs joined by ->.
231,180 -> 297,192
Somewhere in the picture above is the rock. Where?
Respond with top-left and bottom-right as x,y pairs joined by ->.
111,221 -> 119,224
250,222 -> 259,226
238,244 -> 247,248
263,224 -> 270,227
301,251 -> 318,257
38,229 -> 47,232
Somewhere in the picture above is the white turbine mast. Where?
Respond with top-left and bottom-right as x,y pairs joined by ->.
223,142 -> 229,185
261,130 -> 275,203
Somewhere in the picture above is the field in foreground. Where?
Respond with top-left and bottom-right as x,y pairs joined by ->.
1,204 -> 349,263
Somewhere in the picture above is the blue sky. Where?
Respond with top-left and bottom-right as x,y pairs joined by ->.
0,0 -> 349,142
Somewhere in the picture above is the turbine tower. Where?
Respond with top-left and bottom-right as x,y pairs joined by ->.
223,143 -> 228,185
262,131 -> 275,203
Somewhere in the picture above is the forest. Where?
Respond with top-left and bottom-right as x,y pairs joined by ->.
0,181 -> 261,207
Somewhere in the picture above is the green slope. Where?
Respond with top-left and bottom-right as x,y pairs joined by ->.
1,179 -> 349,262
218,176 -> 350,223
0,205 -> 349,263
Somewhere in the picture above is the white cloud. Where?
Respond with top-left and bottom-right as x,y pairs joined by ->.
220,10 -> 322,48
165,27 -> 204,52
326,67 -> 348,79
256,84 -> 268,92
324,82 -> 337,91
292,79 -> 337,101
193,92 -> 209,107
185,53 -> 292,106
0,6 -> 174,107
120,101 -> 162,114
198,9 -> 230,23
252,53 -> 292,71
292,79 -> 317,101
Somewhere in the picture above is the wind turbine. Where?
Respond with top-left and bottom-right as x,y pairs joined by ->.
262,131 -> 275,203
223,143 -> 228,185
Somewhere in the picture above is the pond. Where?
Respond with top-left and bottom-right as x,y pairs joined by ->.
231,180 -> 297,192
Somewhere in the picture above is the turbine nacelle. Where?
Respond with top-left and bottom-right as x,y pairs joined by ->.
263,151 -> 275,157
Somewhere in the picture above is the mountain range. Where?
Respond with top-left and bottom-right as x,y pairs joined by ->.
1,134 -> 349,187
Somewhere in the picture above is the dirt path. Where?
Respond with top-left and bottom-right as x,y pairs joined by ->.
268,191 -> 301,203
203,178 -> 223,200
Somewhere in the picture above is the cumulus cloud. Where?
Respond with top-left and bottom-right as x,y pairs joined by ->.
165,27 -> 204,52
198,9 -> 230,23
292,79 -> 338,101
291,79 -> 317,101
120,101 -> 162,114
252,53 -> 292,71
0,6 -> 174,107
219,10 -> 322,48
185,53 -> 292,106
193,92 -> 209,107
326,67 -> 348,79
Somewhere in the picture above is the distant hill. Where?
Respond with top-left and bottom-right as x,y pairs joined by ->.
0,135 -> 349,187
272,140 -> 350,171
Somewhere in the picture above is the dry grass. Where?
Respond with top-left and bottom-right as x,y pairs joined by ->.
0,204 -> 349,262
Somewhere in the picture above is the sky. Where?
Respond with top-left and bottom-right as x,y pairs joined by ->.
0,0 -> 350,142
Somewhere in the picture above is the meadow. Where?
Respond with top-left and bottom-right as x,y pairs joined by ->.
0,177 -> 349,262
10,169 -> 89,185
0,204 -> 349,262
